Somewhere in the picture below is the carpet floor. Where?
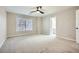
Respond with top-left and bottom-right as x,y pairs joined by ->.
0,35 -> 79,53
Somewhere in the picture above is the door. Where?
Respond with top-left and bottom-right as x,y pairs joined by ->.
76,10 -> 79,43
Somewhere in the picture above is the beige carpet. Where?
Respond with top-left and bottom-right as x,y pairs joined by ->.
0,35 -> 79,53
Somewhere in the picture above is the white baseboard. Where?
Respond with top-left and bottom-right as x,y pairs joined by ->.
57,35 -> 76,42
76,43 -> 79,48
7,33 -> 37,38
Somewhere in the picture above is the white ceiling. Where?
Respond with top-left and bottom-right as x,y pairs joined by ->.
5,6 -> 73,17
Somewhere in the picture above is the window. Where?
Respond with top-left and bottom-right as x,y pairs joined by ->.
16,15 -> 32,32
50,16 -> 56,35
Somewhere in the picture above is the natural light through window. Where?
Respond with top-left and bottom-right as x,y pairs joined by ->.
50,16 -> 56,36
16,15 -> 32,32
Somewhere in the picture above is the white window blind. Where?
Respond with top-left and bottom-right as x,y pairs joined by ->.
16,15 -> 32,32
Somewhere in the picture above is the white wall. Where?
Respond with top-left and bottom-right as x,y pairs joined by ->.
36,17 -> 42,34
42,15 -> 56,35
0,7 -> 6,47
7,12 -> 42,37
42,16 -> 50,35
56,7 -> 78,41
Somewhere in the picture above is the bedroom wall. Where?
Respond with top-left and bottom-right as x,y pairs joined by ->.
0,7 -> 6,47
42,15 -> 56,35
36,17 -> 42,34
7,12 -> 42,37
56,7 -> 79,41
42,16 -> 50,35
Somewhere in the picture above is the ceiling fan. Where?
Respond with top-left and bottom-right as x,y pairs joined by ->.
30,6 -> 44,14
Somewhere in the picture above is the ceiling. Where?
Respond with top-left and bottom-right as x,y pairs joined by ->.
5,6 -> 73,17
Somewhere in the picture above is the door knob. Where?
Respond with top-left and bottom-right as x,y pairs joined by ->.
76,27 -> 79,29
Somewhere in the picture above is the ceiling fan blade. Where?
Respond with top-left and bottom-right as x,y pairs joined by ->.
39,6 -> 42,9
30,11 -> 36,13
39,10 -> 44,14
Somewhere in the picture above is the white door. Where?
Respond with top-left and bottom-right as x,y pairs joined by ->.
76,10 -> 79,43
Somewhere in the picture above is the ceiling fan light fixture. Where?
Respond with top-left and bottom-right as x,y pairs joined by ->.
37,11 -> 40,13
